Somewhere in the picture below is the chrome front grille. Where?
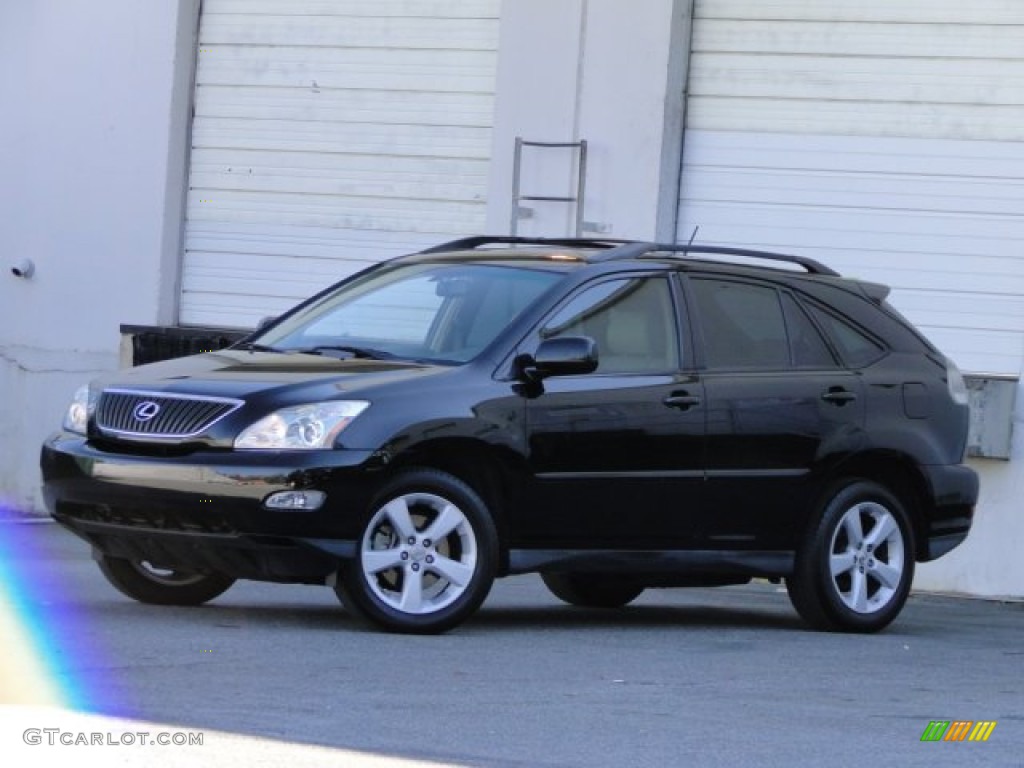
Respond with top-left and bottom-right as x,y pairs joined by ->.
95,389 -> 243,439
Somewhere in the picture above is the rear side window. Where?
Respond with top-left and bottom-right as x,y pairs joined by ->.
807,304 -> 886,367
690,279 -> 790,368
690,279 -> 839,370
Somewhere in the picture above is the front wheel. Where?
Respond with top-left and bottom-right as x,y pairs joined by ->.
787,479 -> 915,633
541,572 -> 644,608
97,555 -> 235,606
337,468 -> 498,634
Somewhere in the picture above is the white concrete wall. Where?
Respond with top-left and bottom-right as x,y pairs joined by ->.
0,0 -> 198,515
486,0 -> 689,241
916,438 -> 1024,600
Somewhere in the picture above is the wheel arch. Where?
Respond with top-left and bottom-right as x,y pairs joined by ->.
820,451 -> 931,561
380,437 -> 518,573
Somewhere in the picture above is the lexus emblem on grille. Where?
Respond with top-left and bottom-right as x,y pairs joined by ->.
132,401 -> 161,423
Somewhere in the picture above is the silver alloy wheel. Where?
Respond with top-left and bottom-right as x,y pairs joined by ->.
828,501 -> 905,614
360,492 -> 478,615
129,560 -> 210,586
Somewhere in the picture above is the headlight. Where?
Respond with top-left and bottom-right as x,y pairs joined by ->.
234,401 -> 369,450
63,384 -> 98,435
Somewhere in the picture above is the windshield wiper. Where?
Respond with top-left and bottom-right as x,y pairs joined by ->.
294,345 -> 396,360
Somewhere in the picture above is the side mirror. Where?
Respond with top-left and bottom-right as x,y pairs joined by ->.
523,336 -> 598,380
257,315 -> 277,331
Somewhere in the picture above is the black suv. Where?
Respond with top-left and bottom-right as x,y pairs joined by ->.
41,237 -> 978,634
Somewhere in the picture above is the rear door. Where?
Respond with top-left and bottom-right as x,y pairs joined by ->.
686,276 -> 866,548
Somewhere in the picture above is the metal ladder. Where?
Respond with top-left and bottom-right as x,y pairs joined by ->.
510,137 -> 588,236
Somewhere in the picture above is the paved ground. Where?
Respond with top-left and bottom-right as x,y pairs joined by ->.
1,522 -> 1021,767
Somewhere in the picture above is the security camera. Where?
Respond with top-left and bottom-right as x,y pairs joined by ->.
11,259 -> 35,279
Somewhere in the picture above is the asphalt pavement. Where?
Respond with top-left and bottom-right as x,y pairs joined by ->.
1,521 -> 1021,768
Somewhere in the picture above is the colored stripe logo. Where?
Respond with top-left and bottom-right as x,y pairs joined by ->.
921,721 -> 996,742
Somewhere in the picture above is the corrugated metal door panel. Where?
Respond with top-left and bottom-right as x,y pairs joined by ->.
896,292 -> 1024,335
197,48 -> 497,92
690,54 -> 1024,111
696,0 -> 1024,24
696,19 -> 1024,58
687,99 -> 1024,142
209,0 -> 499,14
685,4 -> 1024,140
922,330 -> 1023,375
688,13 -> 1024,141
195,87 -> 493,125
679,3 -> 1024,374
199,14 -> 499,49
677,132 -> 1024,175
181,221 -> 442,328
685,168 -> 1024,217
186,190 -> 488,232
180,0 -> 499,328
190,119 -> 492,158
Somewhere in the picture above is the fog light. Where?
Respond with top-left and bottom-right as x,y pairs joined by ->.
263,490 -> 326,511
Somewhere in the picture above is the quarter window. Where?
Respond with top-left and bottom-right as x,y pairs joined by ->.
782,294 -> 837,368
807,305 -> 886,367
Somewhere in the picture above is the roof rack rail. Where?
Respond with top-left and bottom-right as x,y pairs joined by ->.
414,237 -> 840,276
595,242 -> 839,276
416,236 -> 633,255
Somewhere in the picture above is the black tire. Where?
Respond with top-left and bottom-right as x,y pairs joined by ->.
336,468 -> 498,634
97,555 -> 235,606
787,479 -> 915,633
541,572 -> 644,608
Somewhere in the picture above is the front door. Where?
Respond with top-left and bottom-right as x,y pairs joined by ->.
519,275 -> 706,549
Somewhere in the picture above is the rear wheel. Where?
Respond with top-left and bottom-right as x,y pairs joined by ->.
541,572 -> 644,608
787,479 -> 914,633
337,468 -> 498,634
97,555 -> 235,606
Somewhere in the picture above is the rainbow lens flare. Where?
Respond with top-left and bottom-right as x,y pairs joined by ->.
0,499 -> 117,714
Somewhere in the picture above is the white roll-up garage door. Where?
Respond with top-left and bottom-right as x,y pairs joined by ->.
180,0 -> 500,328
678,0 -> 1024,374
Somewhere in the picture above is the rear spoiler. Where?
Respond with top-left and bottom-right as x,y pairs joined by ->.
855,280 -> 891,304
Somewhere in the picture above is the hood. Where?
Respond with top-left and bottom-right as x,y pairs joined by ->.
96,350 -> 450,400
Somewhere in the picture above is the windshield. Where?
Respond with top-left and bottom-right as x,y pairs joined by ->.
255,262 -> 563,364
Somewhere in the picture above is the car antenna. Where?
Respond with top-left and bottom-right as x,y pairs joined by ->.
685,225 -> 699,255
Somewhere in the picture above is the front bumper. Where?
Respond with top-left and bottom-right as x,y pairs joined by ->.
41,432 -> 378,583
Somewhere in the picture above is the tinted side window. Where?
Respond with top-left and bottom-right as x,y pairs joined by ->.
541,277 -> 679,374
690,279 -> 789,368
807,305 -> 886,367
782,293 -> 837,368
